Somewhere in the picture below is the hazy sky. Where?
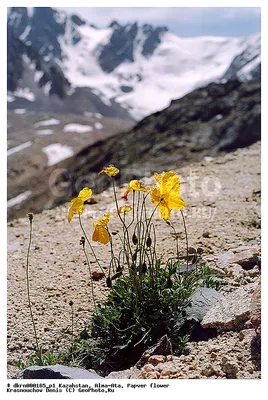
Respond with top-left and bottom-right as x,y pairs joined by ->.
58,7 -> 261,37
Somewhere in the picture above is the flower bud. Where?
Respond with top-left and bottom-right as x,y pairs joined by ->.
28,213 -> 33,221
146,236 -> 152,247
132,233 -> 138,245
106,276 -> 112,288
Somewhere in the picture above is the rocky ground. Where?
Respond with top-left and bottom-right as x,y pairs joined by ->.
7,141 -> 261,379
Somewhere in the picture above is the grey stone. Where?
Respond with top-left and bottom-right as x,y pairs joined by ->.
217,247 -> 260,271
202,283 -> 257,331
19,364 -> 103,379
185,287 -> 224,322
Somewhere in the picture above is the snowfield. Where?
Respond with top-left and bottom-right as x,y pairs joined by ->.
8,7 -> 260,121
7,141 -> 32,156
42,143 -> 74,166
63,123 -> 93,133
59,20 -> 260,120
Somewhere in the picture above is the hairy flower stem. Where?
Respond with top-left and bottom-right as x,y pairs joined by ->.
78,215 -> 105,276
81,243 -> 96,309
126,192 -> 135,229
112,179 -> 133,260
180,210 -> 189,270
171,225 -> 179,259
139,192 -> 150,223
140,202 -> 160,269
26,214 -> 39,351
70,303 -> 74,361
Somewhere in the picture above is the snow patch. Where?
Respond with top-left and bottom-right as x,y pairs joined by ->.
27,7 -> 34,18
7,94 -> 15,102
83,111 -> 93,117
203,156 -> 215,163
237,55 -> 261,79
7,190 -> 32,208
55,11 -> 66,25
14,109 -> 27,114
95,113 -> 103,119
37,129 -> 54,135
14,87 -> 35,102
7,141 -> 32,156
43,82 -> 52,96
42,144 -> 74,166
19,25 -> 31,41
83,112 -> 103,119
63,123 -> 93,133
34,70 -> 44,82
34,118 -> 60,127
94,122 -> 103,130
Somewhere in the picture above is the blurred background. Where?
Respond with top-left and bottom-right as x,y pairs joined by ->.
7,7 -> 261,220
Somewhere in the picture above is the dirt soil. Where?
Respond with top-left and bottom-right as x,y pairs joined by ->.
7,141 -> 261,379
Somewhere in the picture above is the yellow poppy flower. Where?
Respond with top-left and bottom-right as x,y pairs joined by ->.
123,180 -> 150,200
92,212 -> 111,244
77,187 -> 93,202
68,187 -> 92,223
99,164 -> 119,177
116,205 -> 132,216
150,171 -> 186,220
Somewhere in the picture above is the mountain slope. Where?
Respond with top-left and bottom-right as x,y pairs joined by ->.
7,80 -> 260,220
7,7 -> 261,120
7,140 -> 261,379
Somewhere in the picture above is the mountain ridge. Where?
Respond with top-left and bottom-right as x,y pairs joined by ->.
8,7 -> 261,120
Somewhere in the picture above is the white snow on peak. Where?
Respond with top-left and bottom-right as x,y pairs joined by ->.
37,129 -> 54,135
19,25 -> 31,41
7,141 -> 32,156
59,24 -> 113,88
55,11 -> 66,25
63,123 -> 93,133
58,23 -> 260,120
43,82 -> 52,96
14,87 -> 35,102
237,55 -> 261,79
42,144 -> 74,166
34,118 -> 60,127
44,55 -> 52,62
7,94 -> 15,102
34,70 -> 44,82
27,7 -> 34,18
7,190 -> 32,208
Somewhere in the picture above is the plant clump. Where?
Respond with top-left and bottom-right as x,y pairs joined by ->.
19,164 -> 222,376
64,165 -> 220,374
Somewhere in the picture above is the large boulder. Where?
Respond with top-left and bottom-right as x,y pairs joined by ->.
185,287 -> 224,323
202,282 -> 258,331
